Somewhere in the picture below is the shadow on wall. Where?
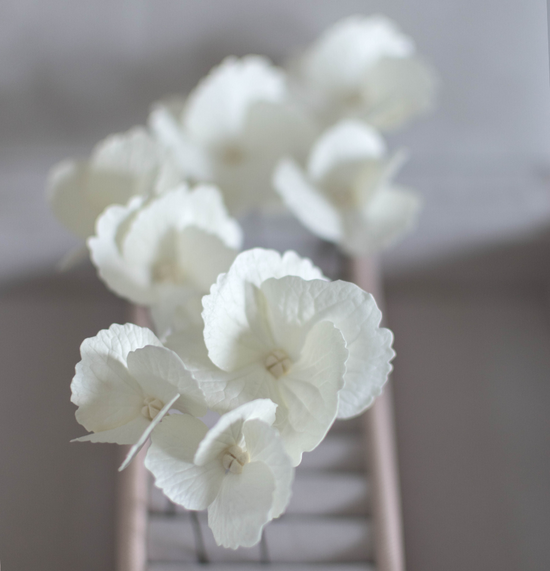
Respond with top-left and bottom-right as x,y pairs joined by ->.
0,265 -> 127,571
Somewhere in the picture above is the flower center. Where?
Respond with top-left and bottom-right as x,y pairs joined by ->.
265,349 -> 292,378
330,186 -> 356,208
221,445 -> 249,474
342,90 -> 364,109
151,260 -> 185,284
221,144 -> 245,165
141,396 -> 164,421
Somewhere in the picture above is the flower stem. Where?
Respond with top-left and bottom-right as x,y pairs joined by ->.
190,511 -> 208,564
260,531 -> 270,564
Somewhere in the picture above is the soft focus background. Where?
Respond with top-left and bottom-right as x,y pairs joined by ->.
1,1 -> 550,570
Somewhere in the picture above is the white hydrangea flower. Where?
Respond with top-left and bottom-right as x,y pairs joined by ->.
289,15 -> 437,130
149,56 -> 317,214
145,399 -> 294,549
274,120 -> 421,256
47,127 -> 181,240
169,249 -> 394,465
71,323 -> 207,470
88,184 -> 242,328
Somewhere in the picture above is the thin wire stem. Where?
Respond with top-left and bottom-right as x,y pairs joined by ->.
190,511 -> 209,564
259,530 -> 270,565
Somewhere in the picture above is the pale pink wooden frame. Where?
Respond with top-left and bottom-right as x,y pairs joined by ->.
116,259 -> 405,571
353,257 -> 405,571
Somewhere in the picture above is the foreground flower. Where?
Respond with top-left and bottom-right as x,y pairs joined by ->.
170,249 -> 394,465
289,15 -> 436,130
88,184 -> 242,330
150,56 -> 316,214
47,127 -> 180,240
146,399 -> 293,549
274,120 -> 420,255
71,323 -> 207,469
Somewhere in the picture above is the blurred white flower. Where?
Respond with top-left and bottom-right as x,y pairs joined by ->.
149,56 -> 317,214
47,127 -> 181,240
71,323 -> 207,470
88,184 -> 242,329
274,120 -> 421,256
169,249 -> 394,464
145,399 -> 294,549
289,15 -> 437,130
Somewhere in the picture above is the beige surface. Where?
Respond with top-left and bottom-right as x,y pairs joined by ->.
0,269 -> 126,570
387,243 -> 550,571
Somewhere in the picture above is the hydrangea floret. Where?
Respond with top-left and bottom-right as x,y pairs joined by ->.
274,120 -> 420,255
288,14 -> 437,130
88,184 -> 242,331
47,127 -> 181,241
150,56 -> 317,214
145,399 -> 294,549
169,249 -> 394,465
71,323 -> 207,470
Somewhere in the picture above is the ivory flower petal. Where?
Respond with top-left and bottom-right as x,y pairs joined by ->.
289,15 -> 436,130
361,55 -> 437,131
88,185 -> 242,317
145,414 -> 219,510
207,458 -> 275,549
262,276 -> 395,419
146,399 -> 294,549
71,323 -> 207,468
274,120 -> 421,255
47,127 -> 181,239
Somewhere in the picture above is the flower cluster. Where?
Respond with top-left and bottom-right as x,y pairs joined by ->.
71,249 -> 394,548
48,14 -> 436,550
48,15 -> 435,261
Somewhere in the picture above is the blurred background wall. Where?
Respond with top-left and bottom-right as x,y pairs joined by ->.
1,1 -> 549,570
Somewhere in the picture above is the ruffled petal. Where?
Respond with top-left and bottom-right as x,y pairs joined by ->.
88,195 -> 154,305
148,98 -> 212,180
146,414 -> 221,510
296,15 -> 414,96
363,56 -> 438,130
207,461 -> 275,549
307,120 -> 386,183
274,158 -> 342,242
341,184 -> 421,255
47,127 -> 166,240
242,419 -> 294,519
272,321 -> 347,466
71,323 -> 162,433
47,160 -> 108,239
184,56 -> 286,147
259,276 -> 394,419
